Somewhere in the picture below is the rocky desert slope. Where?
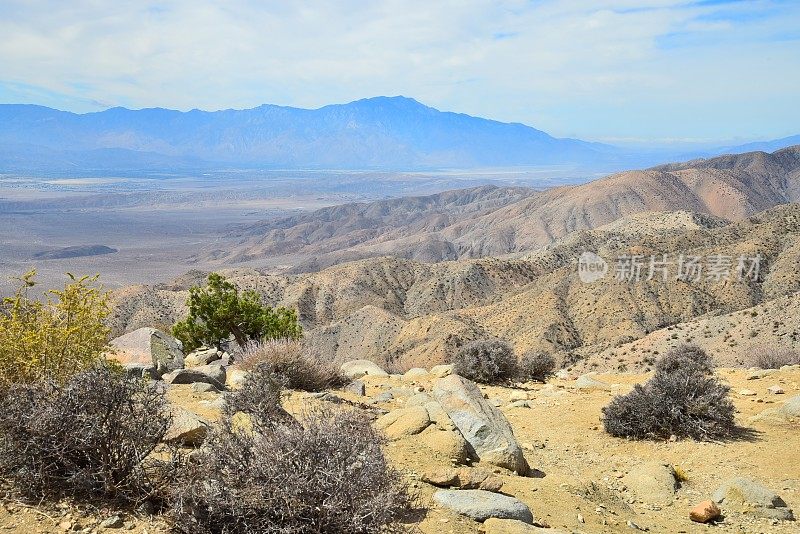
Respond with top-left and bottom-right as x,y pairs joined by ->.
4,359 -> 798,534
110,202 -> 800,373
205,146 -> 800,270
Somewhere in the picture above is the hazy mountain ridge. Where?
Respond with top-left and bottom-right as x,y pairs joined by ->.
0,97 -> 616,171
210,146 -> 800,270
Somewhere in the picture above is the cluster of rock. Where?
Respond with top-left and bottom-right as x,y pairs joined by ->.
109,327 -> 247,447
347,362 -> 541,528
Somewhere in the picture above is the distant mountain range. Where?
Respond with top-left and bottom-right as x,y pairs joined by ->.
0,97 -> 797,173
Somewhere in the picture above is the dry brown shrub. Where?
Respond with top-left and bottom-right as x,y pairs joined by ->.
237,339 -> 346,392
169,368 -> 414,533
0,365 -> 174,504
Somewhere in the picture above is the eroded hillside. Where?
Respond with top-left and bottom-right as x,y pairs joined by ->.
205,147 -> 800,271
110,203 -> 800,372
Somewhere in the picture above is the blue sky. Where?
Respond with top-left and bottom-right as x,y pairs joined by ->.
0,0 -> 798,146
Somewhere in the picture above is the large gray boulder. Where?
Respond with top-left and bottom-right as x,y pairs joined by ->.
109,328 -> 184,377
432,375 -> 529,473
433,489 -> 534,523
713,478 -> 794,521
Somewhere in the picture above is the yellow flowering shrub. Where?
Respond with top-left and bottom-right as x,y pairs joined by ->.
0,271 -> 110,384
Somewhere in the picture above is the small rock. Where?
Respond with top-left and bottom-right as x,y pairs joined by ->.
422,467 -> 504,492
747,369 -> 777,380
199,396 -> 226,410
371,391 -> 394,403
489,398 -> 503,407
767,385 -> 785,395
430,364 -> 454,378
508,400 -> 531,408
340,359 -> 388,379
99,515 -> 124,529
344,380 -> 366,396
575,374 -> 611,390
689,500 -> 721,523
191,382 -> 217,393
183,347 -> 220,367
403,368 -> 429,380
509,390 -> 529,401
739,389 -> 758,396
433,489 -> 534,523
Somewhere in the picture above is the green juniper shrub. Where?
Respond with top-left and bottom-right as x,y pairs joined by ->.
172,273 -> 302,352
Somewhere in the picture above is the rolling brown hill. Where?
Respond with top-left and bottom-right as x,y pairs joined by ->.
204,146 -> 800,271
110,202 -> 800,372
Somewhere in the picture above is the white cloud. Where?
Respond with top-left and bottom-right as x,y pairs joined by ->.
0,0 -> 798,141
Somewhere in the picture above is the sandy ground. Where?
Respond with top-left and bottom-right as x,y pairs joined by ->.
1,367 -> 798,533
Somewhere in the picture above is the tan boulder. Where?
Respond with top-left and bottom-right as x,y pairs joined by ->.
164,407 -> 209,447
623,462 -> 678,505
375,406 -> 431,439
422,467 -> 504,492
689,500 -> 721,523
417,426 -> 470,464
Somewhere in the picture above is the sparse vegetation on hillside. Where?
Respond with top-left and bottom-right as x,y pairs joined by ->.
172,272 -> 302,352
170,370 -> 414,534
602,345 -> 737,441
451,338 -> 517,384
237,339 -> 346,392
0,365 -> 173,503
0,271 -> 110,385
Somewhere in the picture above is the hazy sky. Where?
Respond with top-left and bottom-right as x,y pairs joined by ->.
1,0 -> 798,144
